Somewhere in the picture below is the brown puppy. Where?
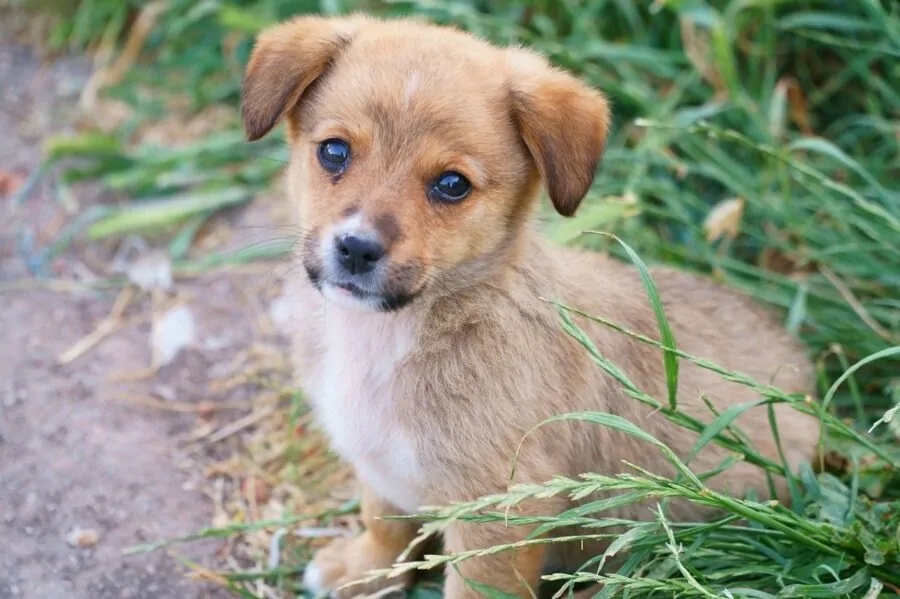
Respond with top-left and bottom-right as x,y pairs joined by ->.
241,14 -> 821,599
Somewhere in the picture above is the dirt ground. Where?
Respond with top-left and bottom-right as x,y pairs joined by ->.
0,42 -> 291,598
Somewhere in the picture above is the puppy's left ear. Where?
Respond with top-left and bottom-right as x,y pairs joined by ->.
507,49 -> 611,217
242,15 -> 367,141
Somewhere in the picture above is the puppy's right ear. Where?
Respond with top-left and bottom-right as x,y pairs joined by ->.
241,15 -> 365,141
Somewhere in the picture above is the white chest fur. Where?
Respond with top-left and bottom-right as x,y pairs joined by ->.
302,301 -> 424,514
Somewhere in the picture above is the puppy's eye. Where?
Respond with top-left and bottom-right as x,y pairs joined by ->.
429,171 -> 472,203
318,139 -> 351,173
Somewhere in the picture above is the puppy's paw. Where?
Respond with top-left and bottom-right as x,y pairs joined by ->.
303,534 -> 412,599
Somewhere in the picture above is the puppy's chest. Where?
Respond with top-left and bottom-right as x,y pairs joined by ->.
304,311 -> 424,513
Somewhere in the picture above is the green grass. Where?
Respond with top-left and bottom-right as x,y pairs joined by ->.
21,0 -> 900,597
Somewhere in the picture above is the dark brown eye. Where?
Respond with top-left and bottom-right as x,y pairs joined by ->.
429,171 -> 471,203
318,139 -> 350,173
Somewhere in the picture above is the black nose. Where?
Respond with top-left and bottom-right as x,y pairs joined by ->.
335,234 -> 385,275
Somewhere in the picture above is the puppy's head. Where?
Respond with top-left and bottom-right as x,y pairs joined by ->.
242,15 -> 610,312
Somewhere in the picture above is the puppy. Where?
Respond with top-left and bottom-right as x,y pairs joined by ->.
241,14 -> 820,599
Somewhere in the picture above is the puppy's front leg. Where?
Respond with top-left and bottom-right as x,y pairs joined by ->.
304,484 -> 419,598
442,499 -> 558,599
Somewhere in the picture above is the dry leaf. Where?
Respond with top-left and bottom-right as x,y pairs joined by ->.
703,197 -> 745,242
680,18 -> 727,99
771,77 -> 813,140
151,304 -> 196,367
125,251 -> 173,292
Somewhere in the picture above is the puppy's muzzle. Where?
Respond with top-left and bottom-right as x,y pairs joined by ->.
334,233 -> 385,275
312,220 -> 420,312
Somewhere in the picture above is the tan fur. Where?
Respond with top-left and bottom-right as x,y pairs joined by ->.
242,14 -> 821,599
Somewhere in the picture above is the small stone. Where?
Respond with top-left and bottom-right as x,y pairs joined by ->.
66,527 -> 100,548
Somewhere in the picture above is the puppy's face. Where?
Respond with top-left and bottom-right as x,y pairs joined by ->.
242,15 -> 610,312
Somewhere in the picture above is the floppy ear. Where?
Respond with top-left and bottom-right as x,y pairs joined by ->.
241,15 -> 367,141
507,49 -> 611,217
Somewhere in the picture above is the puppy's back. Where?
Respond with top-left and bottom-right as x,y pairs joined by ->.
545,243 -> 818,487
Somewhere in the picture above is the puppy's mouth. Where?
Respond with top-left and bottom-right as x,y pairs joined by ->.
335,281 -> 368,296
305,266 -> 419,312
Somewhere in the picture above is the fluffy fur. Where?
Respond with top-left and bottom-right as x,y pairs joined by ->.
242,14 -> 821,599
